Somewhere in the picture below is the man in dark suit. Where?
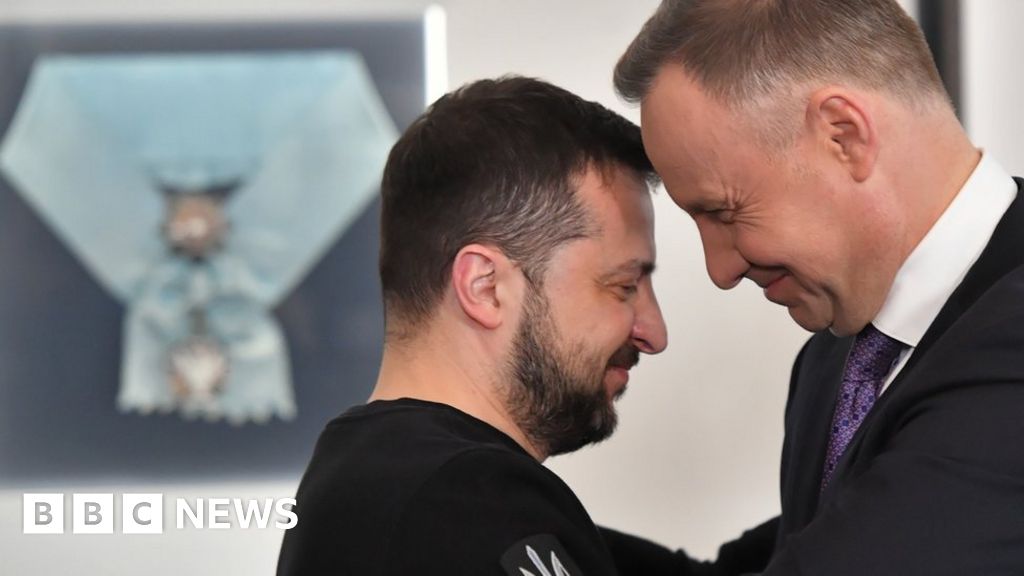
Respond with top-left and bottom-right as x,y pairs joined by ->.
603,0 -> 1024,574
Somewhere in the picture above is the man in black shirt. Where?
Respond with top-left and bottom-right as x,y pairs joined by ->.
277,77 -> 667,575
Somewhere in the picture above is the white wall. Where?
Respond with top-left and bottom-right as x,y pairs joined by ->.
962,0 -> 1024,174
0,0 -> 946,574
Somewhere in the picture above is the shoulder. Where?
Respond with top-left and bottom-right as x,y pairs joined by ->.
281,401 -> 536,575
396,445 -> 592,540
281,399 -> 619,575
294,401 -> 531,521
384,447 -> 615,576
870,264 -> 1024,472
307,399 -> 524,486
914,262 -> 1024,382
407,445 -> 584,521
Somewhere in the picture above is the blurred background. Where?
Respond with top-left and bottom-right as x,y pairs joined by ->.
2,0 -> 1021,574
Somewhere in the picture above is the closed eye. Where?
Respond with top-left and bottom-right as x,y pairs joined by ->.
599,260 -> 655,299
712,209 -> 736,224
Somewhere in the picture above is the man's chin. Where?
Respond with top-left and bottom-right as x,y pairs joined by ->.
606,381 -> 627,402
789,303 -> 868,336
611,385 -> 627,401
786,302 -> 834,333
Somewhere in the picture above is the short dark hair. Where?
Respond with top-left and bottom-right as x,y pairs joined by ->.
379,76 -> 655,337
615,0 -> 947,108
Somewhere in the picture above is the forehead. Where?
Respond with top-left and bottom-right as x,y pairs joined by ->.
640,66 -> 733,168
578,165 -> 654,240
639,66 -> 768,206
547,164 -> 655,274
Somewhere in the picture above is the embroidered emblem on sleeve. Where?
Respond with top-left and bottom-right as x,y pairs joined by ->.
500,534 -> 582,576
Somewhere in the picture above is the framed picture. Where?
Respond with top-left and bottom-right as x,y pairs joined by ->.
0,18 -> 426,484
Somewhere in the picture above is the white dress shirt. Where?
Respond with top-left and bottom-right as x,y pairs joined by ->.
873,152 -> 1017,393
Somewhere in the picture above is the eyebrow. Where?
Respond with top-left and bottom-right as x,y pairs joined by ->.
601,259 -> 656,280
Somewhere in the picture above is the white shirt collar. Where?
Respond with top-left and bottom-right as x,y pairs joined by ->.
872,152 -> 1017,347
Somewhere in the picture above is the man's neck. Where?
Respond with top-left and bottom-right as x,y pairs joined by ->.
369,339 -> 547,461
895,115 -> 981,261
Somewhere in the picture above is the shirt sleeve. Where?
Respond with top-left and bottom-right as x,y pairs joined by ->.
600,517 -> 778,576
382,447 -> 619,576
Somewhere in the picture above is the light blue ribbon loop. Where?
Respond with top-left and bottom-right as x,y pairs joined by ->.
0,51 -> 398,424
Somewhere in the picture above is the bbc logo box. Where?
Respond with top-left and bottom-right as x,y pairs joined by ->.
23,493 -> 163,534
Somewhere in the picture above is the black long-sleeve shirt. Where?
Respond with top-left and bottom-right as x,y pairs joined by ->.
277,397 -> 619,576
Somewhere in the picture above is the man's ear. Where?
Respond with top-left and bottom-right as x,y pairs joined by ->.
806,88 -> 878,182
450,244 -> 517,330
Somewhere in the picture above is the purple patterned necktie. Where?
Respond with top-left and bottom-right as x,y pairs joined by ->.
821,324 -> 906,490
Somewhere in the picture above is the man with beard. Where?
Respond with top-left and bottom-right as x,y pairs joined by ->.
276,76 -> 667,576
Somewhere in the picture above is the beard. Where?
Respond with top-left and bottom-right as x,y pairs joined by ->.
504,288 -> 639,457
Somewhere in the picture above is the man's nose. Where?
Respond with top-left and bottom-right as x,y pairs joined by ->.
632,285 -> 668,354
698,221 -> 747,290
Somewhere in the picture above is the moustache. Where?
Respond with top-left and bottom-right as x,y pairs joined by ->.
607,345 -> 640,371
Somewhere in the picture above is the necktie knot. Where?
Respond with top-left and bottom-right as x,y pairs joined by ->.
845,324 -> 906,386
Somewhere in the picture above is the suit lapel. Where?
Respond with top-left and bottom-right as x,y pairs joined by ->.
781,333 -> 854,532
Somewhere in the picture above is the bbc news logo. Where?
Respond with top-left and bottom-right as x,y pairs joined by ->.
23,494 -> 297,534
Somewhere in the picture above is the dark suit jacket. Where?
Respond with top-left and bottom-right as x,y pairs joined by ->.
605,179 -> 1024,575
